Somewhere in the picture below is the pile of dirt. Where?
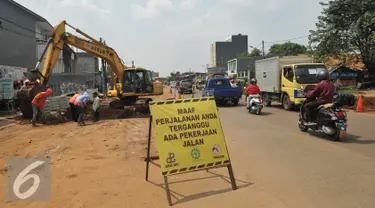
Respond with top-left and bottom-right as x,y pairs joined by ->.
344,95 -> 375,112
85,108 -> 150,120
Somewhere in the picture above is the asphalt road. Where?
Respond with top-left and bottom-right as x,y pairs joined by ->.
218,100 -> 375,208
166,86 -> 375,207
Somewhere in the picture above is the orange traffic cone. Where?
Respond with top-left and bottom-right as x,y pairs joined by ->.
356,95 -> 365,112
178,93 -> 182,99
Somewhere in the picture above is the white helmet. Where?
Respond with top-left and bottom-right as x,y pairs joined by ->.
250,78 -> 257,85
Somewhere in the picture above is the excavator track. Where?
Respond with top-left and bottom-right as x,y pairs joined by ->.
109,97 -> 152,115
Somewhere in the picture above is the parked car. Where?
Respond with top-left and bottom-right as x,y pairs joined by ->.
177,80 -> 193,94
202,78 -> 243,106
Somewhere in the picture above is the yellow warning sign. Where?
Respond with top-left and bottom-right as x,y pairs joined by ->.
149,97 -> 230,176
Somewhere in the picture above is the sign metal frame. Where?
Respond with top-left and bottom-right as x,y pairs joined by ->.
145,97 -> 237,206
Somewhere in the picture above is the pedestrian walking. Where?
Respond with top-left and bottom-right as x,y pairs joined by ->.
92,92 -> 100,122
74,92 -> 89,126
31,88 -> 53,127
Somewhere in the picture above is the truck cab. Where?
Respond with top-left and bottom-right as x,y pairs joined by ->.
281,64 -> 327,110
255,56 -> 326,111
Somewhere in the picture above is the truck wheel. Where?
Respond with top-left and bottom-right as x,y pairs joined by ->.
262,94 -> 271,107
233,98 -> 239,106
282,94 -> 293,111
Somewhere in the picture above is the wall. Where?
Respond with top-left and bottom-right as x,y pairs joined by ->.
227,56 -> 263,78
0,64 -> 27,80
207,66 -> 227,74
63,46 -> 75,73
36,41 -> 65,73
75,53 -> 99,73
47,73 -> 102,96
35,22 -> 49,42
210,43 -> 216,67
211,34 -> 248,69
0,0 -> 45,69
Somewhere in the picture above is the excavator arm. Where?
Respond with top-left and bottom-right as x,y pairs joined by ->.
36,20 -> 124,94
19,20 -> 163,118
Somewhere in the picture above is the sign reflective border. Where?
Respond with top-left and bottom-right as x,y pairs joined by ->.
149,97 -> 230,176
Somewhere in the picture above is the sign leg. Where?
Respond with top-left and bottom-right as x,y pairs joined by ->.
164,176 -> 173,206
227,164 -> 237,190
145,116 -> 152,181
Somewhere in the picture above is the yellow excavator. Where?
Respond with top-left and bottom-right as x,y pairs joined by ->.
18,20 -> 163,118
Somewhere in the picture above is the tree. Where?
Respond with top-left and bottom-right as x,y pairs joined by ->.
309,0 -> 375,74
267,42 -> 307,56
170,72 -> 176,80
249,48 -> 262,57
238,48 -> 262,58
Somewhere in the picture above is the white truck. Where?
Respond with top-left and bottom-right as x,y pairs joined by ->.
255,56 -> 327,110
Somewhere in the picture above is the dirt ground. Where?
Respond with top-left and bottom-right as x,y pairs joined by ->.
344,94 -> 375,112
1,87 -> 205,207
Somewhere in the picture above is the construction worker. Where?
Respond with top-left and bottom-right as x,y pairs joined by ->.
31,88 -> 53,127
92,92 -> 100,122
68,92 -> 81,122
74,92 -> 89,126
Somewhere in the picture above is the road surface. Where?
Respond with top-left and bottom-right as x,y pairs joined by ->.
216,100 -> 375,208
151,87 -> 375,207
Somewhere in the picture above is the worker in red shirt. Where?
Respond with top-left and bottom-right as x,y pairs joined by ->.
245,78 -> 260,108
31,88 -> 53,127
304,69 -> 336,123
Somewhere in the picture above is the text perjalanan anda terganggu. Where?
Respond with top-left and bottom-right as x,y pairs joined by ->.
155,107 -> 219,147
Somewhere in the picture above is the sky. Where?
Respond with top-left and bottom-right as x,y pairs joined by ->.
15,0 -> 325,76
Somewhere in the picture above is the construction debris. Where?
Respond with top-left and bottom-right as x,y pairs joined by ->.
44,95 -> 70,113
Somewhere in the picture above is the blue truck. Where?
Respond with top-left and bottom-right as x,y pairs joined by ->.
202,77 -> 243,106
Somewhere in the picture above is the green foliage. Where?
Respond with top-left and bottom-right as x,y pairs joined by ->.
169,71 -> 181,81
309,0 -> 375,72
249,48 -> 262,57
238,48 -> 262,58
267,42 -> 307,56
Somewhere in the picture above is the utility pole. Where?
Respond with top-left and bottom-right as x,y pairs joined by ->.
262,40 -> 265,59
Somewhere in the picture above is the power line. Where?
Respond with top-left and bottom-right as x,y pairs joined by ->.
249,42 -> 263,49
264,36 -> 309,44
0,16 -> 43,36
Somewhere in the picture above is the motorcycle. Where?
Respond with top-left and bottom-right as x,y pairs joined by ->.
298,92 -> 355,141
246,95 -> 263,115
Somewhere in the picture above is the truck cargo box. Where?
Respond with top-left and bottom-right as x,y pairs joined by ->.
0,79 -> 14,100
255,56 -> 313,93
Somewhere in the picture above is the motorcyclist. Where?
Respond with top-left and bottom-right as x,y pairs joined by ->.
245,78 -> 260,109
230,79 -> 237,87
304,69 -> 336,123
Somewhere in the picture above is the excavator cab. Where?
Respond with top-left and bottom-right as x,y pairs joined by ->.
122,68 -> 155,94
